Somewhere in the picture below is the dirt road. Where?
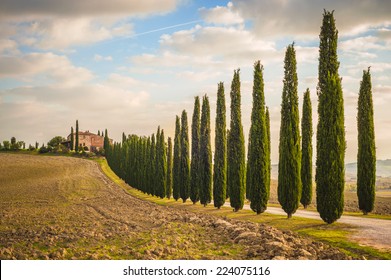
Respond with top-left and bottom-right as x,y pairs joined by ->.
0,153 -> 349,260
261,206 -> 391,250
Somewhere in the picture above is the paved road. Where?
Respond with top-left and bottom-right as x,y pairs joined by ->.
225,202 -> 391,250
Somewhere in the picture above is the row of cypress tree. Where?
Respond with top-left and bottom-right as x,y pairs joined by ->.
105,127 -> 171,199
105,10 -> 376,224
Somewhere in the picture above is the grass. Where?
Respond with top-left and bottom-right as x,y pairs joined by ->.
96,158 -> 391,260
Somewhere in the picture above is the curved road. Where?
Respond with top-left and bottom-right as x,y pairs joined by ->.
225,202 -> 391,250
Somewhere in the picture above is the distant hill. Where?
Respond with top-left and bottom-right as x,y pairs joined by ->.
271,159 -> 391,180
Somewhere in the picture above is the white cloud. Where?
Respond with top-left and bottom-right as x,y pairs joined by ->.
17,17 -> 133,49
94,54 -> 113,62
0,39 -> 19,55
233,0 -> 391,38
0,52 -> 93,86
200,2 -> 244,26
0,0 -> 178,19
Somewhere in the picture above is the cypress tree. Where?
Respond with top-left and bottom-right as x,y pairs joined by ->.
247,61 -> 269,214
75,120 -> 79,152
146,137 -> 152,195
180,110 -> 190,202
213,82 -> 227,209
166,137 -> 173,199
70,127 -> 74,151
156,128 -> 167,199
265,107 -> 271,197
301,89 -> 313,209
104,129 -> 109,154
200,95 -> 212,206
357,68 -> 376,215
278,43 -> 301,219
316,10 -> 346,224
227,69 -> 246,212
190,96 -> 201,204
150,133 -> 156,196
173,116 -> 181,201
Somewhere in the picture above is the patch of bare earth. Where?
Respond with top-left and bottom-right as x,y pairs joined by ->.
0,154 -> 350,260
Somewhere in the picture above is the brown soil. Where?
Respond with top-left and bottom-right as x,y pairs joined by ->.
0,153 -> 350,260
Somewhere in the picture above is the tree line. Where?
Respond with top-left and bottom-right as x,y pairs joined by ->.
104,10 -> 376,224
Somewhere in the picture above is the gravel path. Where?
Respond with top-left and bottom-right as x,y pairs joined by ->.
241,204 -> 391,250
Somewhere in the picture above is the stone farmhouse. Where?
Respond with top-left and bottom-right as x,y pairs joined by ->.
65,131 -> 109,152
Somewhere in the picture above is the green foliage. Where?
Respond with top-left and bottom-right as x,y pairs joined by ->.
301,89 -> 313,209
247,61 -> 269,214
199,95 -> 212,206
316,10 -> 346,224
265,107 -> 271,199
75,120 -> 79,153
166,137 -> 173,199
190,96 -> 201,204
47,136 -> 66,149
227,69 -> 246,212
70,127 -> 74,151
173,116 -> 181,201
213,82 -> 227,209
155,128 -> 167,198
2,140 -> 10,150
180,110 -> 190,202
357,68 -> 376,215
278,43 -> 302,218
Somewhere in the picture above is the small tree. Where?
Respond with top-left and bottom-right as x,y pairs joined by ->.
357,68 -> 376,215
70,127 -> 74,151
75,120 -> 79,152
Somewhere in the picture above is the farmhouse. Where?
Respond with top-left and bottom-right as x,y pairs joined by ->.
65,131 -> 109,152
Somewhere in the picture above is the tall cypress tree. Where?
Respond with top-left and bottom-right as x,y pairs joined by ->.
200,95 -> 212,206
180,110 -> 190,202
166,137 -> 173,199
75,120 -> 79,152
190,96 -> 201,204
104,129 -> 109,155
357,68 -> 376,215
70,127 -> 74,151
278,43 -> 301,219
156,128 -> 167,199
316,10 -> 345,224
173,116 -> 181,201
213,82 -> 227,209
227,69 -> 246,212
146,137 -> 152,195
150,133 -> 156,196
247,61 -> 269,214
301,89 -> 313,209
265,107 -> 271,198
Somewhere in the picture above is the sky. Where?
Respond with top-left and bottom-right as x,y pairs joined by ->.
0,0 -> 390,164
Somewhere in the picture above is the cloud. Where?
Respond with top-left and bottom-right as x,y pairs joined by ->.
0,0 -> 178,19
15,18 -> 133,49
200,2 -> 244,26
0,39 -> 19,55
233,0 -> 391,38
94,54 -> 113,62
0,52 -> 93,86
